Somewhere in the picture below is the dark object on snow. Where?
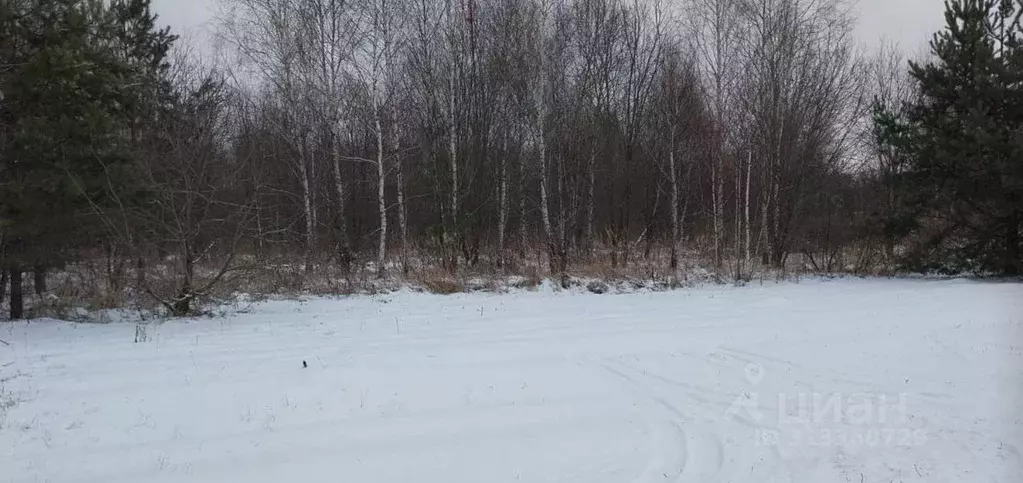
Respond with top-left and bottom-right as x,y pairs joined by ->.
302,360 -> 308,368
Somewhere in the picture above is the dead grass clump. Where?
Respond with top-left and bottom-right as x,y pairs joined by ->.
1,239 -> 898,321
508,269 -> 542,290
419,278 -> 463,294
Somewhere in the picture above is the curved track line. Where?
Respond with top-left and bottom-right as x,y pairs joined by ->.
597,361 -> 724,483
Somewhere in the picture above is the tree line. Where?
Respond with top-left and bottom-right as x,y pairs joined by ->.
1,0 -> 1020,318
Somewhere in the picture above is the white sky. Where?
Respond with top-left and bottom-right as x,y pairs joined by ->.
852,0 -> 945,53
152,0 -> 946,55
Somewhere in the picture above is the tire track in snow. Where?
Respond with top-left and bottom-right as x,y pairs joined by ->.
596,359 -> 725,483
599,357 -> 795,483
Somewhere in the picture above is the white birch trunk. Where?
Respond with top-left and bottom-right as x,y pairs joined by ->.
375,112 -> 387,275
331,134 -> 348,258
713,157 -> 722,268
772,144 -> 781,267
449,86 -> 458,234
586,151 -> 595,255
669,128 -> 680,270
557,154 -> 565,250
372,0 -> 390,276
538,108 -> 552,244
447,0 -> 459,264
735,147 -> 742,278
772,167 -> 780,266
744,149 -> 752,266
392,105 -> 406,274
309,136 -> 317,244
761,153 -> 772,265
518,133 -> 527,258
299,135 -> 314,272
498,135 -> 508,268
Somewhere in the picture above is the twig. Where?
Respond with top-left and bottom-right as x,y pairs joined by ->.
0,338 -> 8,346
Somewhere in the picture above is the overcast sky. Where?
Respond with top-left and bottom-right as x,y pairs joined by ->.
151,0 -> 945,55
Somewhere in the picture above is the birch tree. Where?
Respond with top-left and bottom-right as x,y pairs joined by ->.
353,0 -> 407,275
572,0 -> 622,256
688,0 -> 742,269
740,0 -> 864,268
610,0 -> 664,267
220,0 -> 319,270
444,0 -> 461,271
528,0 -> 564,276
653,48 -> 703,270
295,0 -> 361,272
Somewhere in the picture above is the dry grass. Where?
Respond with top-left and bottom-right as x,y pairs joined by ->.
0,384 -> 18,430
418,278 -> 463,295
0,239 -> 896,320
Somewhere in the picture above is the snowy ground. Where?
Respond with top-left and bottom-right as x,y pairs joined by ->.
1,278 -> 1021,483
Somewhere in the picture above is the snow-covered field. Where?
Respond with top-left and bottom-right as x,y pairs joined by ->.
1,278 -> 1021,483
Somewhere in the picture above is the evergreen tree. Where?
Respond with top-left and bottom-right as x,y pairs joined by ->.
0,0 -> 174,318
876,0 -> 1023,275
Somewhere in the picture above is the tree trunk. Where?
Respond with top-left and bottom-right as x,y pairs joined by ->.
33,266 -> 46,295
1006,208 -> 1021,276
539,128 -> 552,247
770,130 -> 783,268
586,151 -> 595,257
711,32 -> 726,271
519,136 -> 527,259
0,237 -> 5,303
331,134 -> 351,274
174,242 -> 195,316
744,150 -> 752,270
761,152 -> 773,266
447,10 -> 460,273
376,112 -> 387,276
299,135 -> 315,273
447,105 -> 459,271
537,104 -> 559,278
497,136 -> 508,269
10,269 -> 23,320
309,135 -> 318,249
713,151 -> 723,269
772,171 -> 783,268
392,104 -> 407,275
255,198 -> 265,257
557,154 -> 566,257
669,129 -> 680,271
734,149 -> 742,279
136,253 -> 146,289
105,243 -> 122,293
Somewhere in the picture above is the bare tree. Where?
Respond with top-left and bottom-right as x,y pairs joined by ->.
864,40 -> 913,264
445,0 -> 461,271
653,48 -> 703,270
183,0 -> 890,287
688,0 -> 742,269
295,0 -> 363,273
532,0 -> 556,273
351,0 -> 408,275
572,0 -> 622,257
608,0 -> 665,268
220,0 -> 319,271
138,69 -> 254,315
739,0 -> 865,268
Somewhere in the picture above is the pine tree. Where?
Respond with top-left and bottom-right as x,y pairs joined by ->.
876,0 -> 1023,275
0,0 -> 174,318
